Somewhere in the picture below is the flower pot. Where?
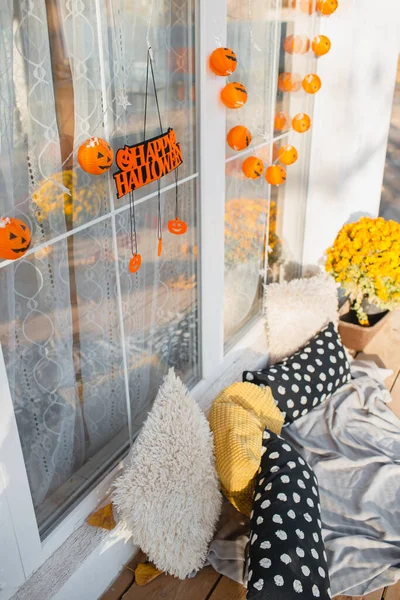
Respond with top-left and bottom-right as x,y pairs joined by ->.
338,309 -> 390,351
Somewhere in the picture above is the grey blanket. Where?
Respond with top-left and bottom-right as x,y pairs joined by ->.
283,360 -> 400,597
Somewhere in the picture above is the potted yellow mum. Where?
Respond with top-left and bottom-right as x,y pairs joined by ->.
326,216 -> 400,350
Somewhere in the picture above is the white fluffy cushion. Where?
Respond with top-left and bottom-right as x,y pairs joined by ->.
113,369 -> 222,579
264,274 -> 339,364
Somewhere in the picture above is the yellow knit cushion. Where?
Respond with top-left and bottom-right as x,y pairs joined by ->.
209,382 -> 284,517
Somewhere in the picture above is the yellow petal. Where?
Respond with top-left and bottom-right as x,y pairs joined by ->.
86,502 -> 116,530
134,563 -> 163,586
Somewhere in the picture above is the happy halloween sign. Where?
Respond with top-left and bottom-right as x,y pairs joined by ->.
113,128 -> 183,199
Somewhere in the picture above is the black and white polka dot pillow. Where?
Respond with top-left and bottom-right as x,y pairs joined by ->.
243,322 -> 351,425
247,431 -> 331,599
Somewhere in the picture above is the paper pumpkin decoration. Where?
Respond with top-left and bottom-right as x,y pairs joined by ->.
78,137 -> 113,175
221,82 -> 248,109
278,145 -> 298,166
292,113 -> 311,133
312,35 -> 331,56
209,48 -> 237,76
0,217 -> 31,260
227,126 -> 252,151
168,218 -> 188,235
278,72 -> 302,93
242,157 -> 264,179
274,111 -> 290,132
283,35 -> 310,55
317,0 -> 338,15
291,0 -> 316,14
302,73 -> 322,94
129,253 -> 142,273
266,165 -> 286,186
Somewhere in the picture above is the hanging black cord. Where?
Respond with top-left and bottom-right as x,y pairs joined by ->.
175,167 -> 179,219
157,179 -> 162,240
149,51 -> 163,134
143,47 -> 163,139
129,191 -> 138,255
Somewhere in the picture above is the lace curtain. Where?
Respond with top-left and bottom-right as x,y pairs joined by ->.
0,0 -> 198,534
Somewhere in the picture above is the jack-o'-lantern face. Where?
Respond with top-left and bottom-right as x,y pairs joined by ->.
317,0 -> 338,15
292,113 -> 311,133
0,217 -> 31,260
227,126 -> 252,151
278,72 -> 302,93
209,48 -> 238,76
221,82 -> 248,109
265,165 -> 287,186
129,253 -> 142,273
283,35 -> 310,55
274,111 -> 290,132
302,74 -> 322,94
242,156 -> 264,179
78,137 -> 114,175
312,35 -> 331,56
278,145 -> 298,166
168,218 -> 188,235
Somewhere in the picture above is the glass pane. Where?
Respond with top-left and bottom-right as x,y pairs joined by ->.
0,0 -> 199,537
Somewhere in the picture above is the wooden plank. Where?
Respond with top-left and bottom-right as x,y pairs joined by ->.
383,581 -> 400,599
100,551 -> 145,600
122,566 -> 220,600
209,576 -> 246,599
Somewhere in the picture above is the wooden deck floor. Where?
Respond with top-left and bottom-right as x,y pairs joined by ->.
102,311 -> 400,600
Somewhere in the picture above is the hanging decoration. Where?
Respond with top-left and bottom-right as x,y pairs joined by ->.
302,73 -> 322,94
277,145 -> 298,166
168,169 -> 188,236
0,217 -> 31,260
317,0 -> 338,15
265,165 -> 287,186
209,48 -> 238,76
290,0 -> 315,14
221,82 -> 248,109
292,113 -> 311,133
78,137 -> 114,175
128,190 -> 142,273
312,35 -> 331,56
242,156 -> 264,179
278,72 -> 302,93
283,35 -> 310,55
274,111 -> 291,132
227,125 -> 252,151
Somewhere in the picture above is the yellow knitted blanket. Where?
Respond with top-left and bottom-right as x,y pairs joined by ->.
209,382 -> 283,516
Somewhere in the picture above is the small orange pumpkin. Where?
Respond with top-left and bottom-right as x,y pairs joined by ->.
209,47 -> 237,76
129,253 -> 142,273
265,165 -> 287,186
168,218 -> 188,235
157,238 -> 163,257
278,72 -> 302,93
78,137 -> 114,175
283,35 -> 310,55
292,113 -> 311,133
312,35 -> 331,56
302,74 -> 322,94
227,126 -> 252,151
274,111 -> 290,132
221,82 -> 248,109
317,0 -> 338,15
242,157 -> 264,179
0,217 -> 31,260
278,145 -> 298,166
290,0 -> 316,14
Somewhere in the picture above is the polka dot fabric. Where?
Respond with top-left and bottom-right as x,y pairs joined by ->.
247,431 -> 331,599
243,322 -> 351,425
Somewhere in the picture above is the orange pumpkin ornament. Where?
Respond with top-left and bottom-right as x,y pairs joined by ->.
302,73 -> 322,94
283,35 -> 310,55
221,82 -> 248,109
168,218 -> 188,235
265,165 -> 287,186
157,238 -> 163,257
312,35 -> 331,56
78,137 -> 114,175
209,47 -> 238,76
292,113 -> 311,133
227,126 -> 252,151
274,111 -> 290,132
278,145 -> 298,166
129,253 -> 142,273
278,72 -> 302,93
0,217 -> 31,260
317,0 -> 338,15
242,157 -> 264,179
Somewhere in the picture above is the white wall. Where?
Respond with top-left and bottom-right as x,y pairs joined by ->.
302,0 -> 400,268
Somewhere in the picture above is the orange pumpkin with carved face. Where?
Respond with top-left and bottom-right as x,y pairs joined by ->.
0,217 -> 31,260
242,157 -> 264,179
278,145 -> 298,166
274,111 -> 290,132
317,0 -> 338,15
129,253 -> 142,273
210,48 -> 238,76
302,74 -> 322,94
292,113 -> 311,133
221,82 -> 248,109
168,218 -> 188,235
78,137 -> 114,175
265,165 -> 287,186
278,72 -> 302,93
227,126 -> 252,151
312,35 -> 331,56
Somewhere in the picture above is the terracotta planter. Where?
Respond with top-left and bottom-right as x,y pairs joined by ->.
338,309 -> 390,351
